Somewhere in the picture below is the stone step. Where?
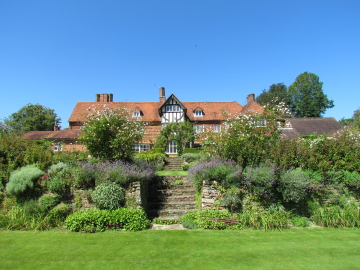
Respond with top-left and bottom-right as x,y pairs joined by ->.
148,195 -> 196,203
148,209 -> 194,219
148,202 -> 196,210
149,189 -> 196,196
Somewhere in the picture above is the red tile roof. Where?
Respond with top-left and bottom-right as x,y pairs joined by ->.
22,130 -> 83,140
68,100 -> 251,123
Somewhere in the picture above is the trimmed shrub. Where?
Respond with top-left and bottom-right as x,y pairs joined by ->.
6,165 -> 45,198
91,182 -> 124,210
65,208 -> 150,232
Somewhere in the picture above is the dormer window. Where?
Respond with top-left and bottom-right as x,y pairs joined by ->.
132,110 -> 141,117
194,110 -> 204,117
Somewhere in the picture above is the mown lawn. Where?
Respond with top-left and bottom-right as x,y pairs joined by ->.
1,228 -> 360,269
156,171 -> 188,176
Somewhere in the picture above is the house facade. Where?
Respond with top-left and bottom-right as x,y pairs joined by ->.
65,87 -> 263,154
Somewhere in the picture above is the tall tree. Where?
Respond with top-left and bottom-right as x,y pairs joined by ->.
4,104 -> 61,133
288,72 -> 334,117
256,83 -> 289,106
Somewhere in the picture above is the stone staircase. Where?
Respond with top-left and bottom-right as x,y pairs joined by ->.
147,176 -> 197,220
163,157 -> 183,171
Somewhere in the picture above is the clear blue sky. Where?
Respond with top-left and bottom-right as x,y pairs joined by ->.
1,0 -> 359,128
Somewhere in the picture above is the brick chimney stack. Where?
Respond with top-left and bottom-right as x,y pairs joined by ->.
54,123 -> 59,131
159,87 -> 166,103
247,94 -> 255,104
96,93 -> 113,102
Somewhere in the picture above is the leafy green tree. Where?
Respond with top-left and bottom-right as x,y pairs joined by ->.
288,72 -> 334,117
155,120 -> 195,156
4,104 -> 61,133
339,108 -> 360,128
80,105 -> 145,161
256,83 -> 289,107
353,108 -> 360,129
339,118 -> 355,127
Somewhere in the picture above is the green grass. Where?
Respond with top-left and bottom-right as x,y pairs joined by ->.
1,228 -> 360,269
156,171 -> 188,176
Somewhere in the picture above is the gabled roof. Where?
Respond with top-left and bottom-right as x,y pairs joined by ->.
280,117 -> 342,139
242,100 -> 264,115
69,102 -> 162,122
69,100 -> 246,123
159,94 -> 187,113
22,130 -> 83,140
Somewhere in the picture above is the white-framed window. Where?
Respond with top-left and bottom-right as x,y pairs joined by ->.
165,105 -> 181,112
53,142 -> 62,151
133,144 -> 150,152
214,125 -> 221,132
194,125 -> 204,134
194,110 -> 204,117
251,119 -> 266,127
166,140 -> 177,154
132,110 -> 141,117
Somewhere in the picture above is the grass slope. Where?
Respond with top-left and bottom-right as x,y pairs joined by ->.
1,228 -> 360,269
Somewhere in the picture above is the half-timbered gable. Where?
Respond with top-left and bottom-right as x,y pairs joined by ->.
159,94 -> 187,124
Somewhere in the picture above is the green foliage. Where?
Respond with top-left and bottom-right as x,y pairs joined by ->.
291,216 -> 309,227
237,209 -> 291,230
155,120 -> 195,156
271,128 -> 360,172
91,182 -> 125,210
152,218 -> 179,225
188,158 -> 243,191
256,83 -> 292,117
181,209 -> 233,229
183,148 -> 198,154
65,208 -> 150,232
242,163 -> 276,199
181,153 -> 202,163
181,164 -> 190,171
0,198 -> 71,230
0,136 -> 53,181
311,203 -> 360,227
6,165 -> 45,198
38,194 -> 60,211
80,105 -> 145,161
288,72 -> 334,117
4,104 -> 61,133
51,151 -> 90,164
135,151 -> 166,170
277,168 -> 311,203
201,110 -> 280,167
45,163 -> 74,196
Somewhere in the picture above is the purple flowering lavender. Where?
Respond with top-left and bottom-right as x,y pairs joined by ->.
188,157 -> 243,189
76,160 -> 155,187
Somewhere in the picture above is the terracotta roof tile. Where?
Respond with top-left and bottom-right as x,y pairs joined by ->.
69,101 -> 244,123
22,130 -> 83,140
